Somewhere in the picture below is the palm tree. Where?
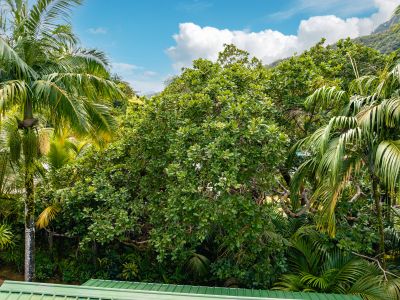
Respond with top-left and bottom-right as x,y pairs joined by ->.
274,227 -> 399,300
0,0 -> 122,281
293,59 -> 400,266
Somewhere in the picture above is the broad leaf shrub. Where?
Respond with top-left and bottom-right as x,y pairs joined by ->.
37,47 -> 289,287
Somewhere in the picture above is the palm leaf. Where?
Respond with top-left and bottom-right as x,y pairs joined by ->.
186,253 -> 210,278
47,140 -> 71,170
26,0 -> 82,39
59,48 -> 110,75
0,37 -> 36,78
305,86 -> 347,111
348,275 -> 388,300
395,5 -> 400,16
33,79 -> 89,133
0,151 -> 9,194
0,80 -> 29,112
375,140 -> 400,192
36,204 -> 61,229
0,223 -> 13,249
43,72 -> 122,99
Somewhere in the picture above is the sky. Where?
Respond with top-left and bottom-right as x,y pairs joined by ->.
71,0 -> 400,95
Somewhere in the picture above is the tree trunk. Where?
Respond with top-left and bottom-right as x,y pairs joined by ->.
48,230 -> 54,250
92,241 -> 98,266
371,175 -> 385,268
23,100 -> 36,281
24,160 -> 35,281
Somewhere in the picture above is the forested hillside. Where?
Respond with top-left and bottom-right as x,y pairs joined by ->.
356,15 -> 400,53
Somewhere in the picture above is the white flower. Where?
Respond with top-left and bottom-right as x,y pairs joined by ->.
194,163 -> 202,171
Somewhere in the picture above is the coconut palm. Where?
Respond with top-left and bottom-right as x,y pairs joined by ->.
0,0 -> 122,281
292,59 -> 400,266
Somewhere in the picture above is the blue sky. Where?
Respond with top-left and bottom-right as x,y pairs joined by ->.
71,0 -> 400,94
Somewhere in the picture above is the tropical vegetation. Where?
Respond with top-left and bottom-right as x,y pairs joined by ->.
0,1 -> 400,300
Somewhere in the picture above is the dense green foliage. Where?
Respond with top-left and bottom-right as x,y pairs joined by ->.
1,1 -> 400,299
36,48 -> 290,287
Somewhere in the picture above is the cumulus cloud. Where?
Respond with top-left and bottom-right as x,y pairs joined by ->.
167,0 -> 400,69
87,27 -> 108,34
112,63 -> 141,75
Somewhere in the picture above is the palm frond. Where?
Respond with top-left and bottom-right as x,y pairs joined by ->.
0,80 -> 29,113
47,140 -> 71,170
84,101 -> 116,134
375,140 -> 400,192
357,103 -> 384,134
385,277 -> 400,300
351,75 -> 378,95
348,94 -> 378,115
384,227 -> 400,252
42,72 -> 123,100
36,204 -> 61,229
300,272 -> 331,291
26,0 -> 82,39
33,79 -> 89,133
50,24 -> 78,45
276,233 -> 391,298
0,37 -> 37,78
381,97 -> 400,128
289,236 -> 323,274
289,158 -> 317,204
305,86 -> 347,111
59,48 -> 110,75
348,275 -> 388,300
394,5 -> 400,16
273,274 -> 306,291
0,223 -> 13,249
0,151 -> 9,194
186,253 -> 210,278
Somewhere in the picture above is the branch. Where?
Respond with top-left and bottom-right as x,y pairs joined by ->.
349,185 -> 364,203
45,228 -> 74,238
276,179 -> 289,193
274,179 -> 311,218
121,239 -> 150,251
352,252 -> 399,281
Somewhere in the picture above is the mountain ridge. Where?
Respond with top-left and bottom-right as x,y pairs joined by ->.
355,14 -> 400,53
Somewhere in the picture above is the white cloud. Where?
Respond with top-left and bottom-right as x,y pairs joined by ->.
143,71 -> 158,77
297,15 -> 373,46
370,0 -> 400,24
112,62 -> 163,95
112,63 -> 141,75
88,27 -> 108,34
126,79 -> 165,96
167,0 -> 400,69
